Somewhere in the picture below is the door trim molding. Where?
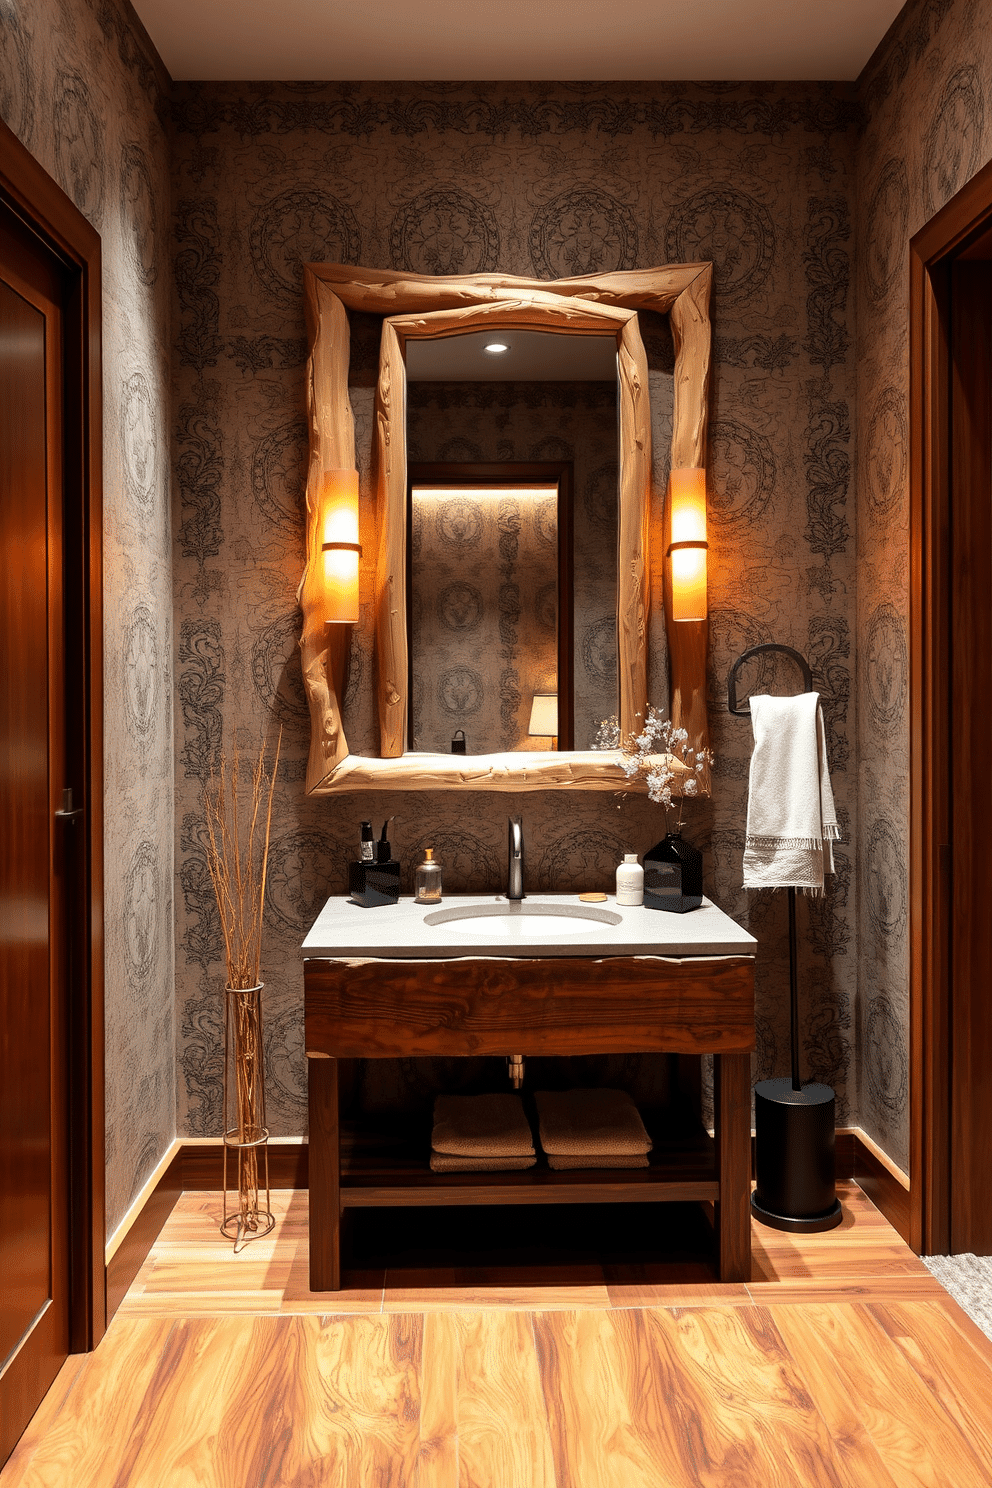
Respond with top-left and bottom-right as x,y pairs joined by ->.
0,118 -> 105,1348
910,154 -> 992,1256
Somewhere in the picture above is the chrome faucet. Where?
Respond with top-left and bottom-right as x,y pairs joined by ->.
507,816 -> 525,900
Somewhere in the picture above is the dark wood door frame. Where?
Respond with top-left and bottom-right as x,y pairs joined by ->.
910,154 -> 992,1255
0,119 -> 105,1348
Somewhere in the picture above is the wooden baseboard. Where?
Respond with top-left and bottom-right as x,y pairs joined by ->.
836,1129 -> 857,1179
106,1145 -> 184,1321
852,1128 -> 911,1244
749,1127 -> 910,1244
104,1140 -> 309,1322
178,1139 -> 309,1191
749,1129 -> 856,1181
102,1124 -> 915,1324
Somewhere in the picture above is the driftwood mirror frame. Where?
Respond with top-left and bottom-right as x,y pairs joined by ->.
300,263 -> 712,795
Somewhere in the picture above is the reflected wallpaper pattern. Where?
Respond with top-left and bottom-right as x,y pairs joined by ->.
410,487 -> 561,755
407,380 -> 622,748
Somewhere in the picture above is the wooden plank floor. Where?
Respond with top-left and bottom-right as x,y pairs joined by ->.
4,1182 -> 992,1486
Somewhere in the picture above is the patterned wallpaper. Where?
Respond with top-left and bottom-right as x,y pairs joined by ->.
410,486 -> 560,754
10,0 -> 975,1187
170,78 -> 861,1138
407,380 -> 622,748
2,0 -> 176,1235
855,0 -> 992,1170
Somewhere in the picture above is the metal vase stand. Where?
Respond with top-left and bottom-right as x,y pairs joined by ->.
728,645 -> 843,1234
221,982 -> 275,1248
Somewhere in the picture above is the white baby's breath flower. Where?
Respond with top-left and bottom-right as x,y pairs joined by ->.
595,704 -> 713,828
594,716 -> 621,751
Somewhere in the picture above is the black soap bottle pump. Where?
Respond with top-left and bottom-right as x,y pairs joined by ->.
349,816 -> 401,907
376,817 -> 398,868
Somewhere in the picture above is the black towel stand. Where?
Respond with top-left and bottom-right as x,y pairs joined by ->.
728,642 -> 843,1233
727,644 -> 812,1094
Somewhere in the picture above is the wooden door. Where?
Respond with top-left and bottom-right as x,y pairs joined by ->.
909,160 -> 992,1257
949,255 -> 992,1254
0,202 -> 71,1460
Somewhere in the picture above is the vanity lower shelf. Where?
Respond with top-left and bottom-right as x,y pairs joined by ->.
337,1116 -> 719,1208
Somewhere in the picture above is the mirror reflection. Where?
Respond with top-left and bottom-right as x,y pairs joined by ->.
409,471 -> 570,753
405,329 -> 619,755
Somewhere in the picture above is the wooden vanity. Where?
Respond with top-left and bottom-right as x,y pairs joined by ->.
303,896 -> 756,1291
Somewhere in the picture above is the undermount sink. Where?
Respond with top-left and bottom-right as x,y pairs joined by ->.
423,900 -> 622,940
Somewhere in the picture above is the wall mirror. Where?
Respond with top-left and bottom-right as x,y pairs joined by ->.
299,264 -> 712,795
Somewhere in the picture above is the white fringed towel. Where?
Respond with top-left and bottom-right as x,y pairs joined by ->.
742,692 -> 840,895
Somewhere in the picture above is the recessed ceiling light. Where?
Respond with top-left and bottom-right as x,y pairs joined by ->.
484,342 -> 509,354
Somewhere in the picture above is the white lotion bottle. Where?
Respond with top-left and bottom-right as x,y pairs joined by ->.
616,853 -> 644,906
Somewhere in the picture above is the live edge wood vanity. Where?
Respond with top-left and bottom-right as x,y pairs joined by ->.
303,894 -> 756,1291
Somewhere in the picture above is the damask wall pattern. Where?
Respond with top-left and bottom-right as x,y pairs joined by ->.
7,0 -> 982,1223
407,380 -> 622,747
855,0 -> 992,1171
410,486 -> 560,754
2,0 -> 176,1234
171,78 -> 860,1139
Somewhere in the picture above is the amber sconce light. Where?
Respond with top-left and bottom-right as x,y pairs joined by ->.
668,468 -> 708,623
321,468 -> 361,624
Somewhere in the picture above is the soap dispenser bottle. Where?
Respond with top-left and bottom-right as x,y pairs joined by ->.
414,848 -> 443,904
349,817 -> 400,907
616,853 -> 644,906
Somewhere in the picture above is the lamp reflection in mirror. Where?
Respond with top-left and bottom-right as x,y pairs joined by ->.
668,467 -> 708,623
528,692 -> 558,749
320,468 -> 361,624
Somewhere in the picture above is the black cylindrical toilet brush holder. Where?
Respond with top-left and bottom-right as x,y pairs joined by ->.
751,1079 -> 842,1231
750,886 -> 843,1233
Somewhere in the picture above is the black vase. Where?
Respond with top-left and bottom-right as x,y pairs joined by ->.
643,832 -> 703,913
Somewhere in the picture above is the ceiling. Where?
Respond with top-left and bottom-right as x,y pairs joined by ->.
132,0 -> 906,83
406,330 -> 618,382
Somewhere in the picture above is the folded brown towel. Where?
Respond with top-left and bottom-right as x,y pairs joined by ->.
430,1152 -> 536,1172
547,1153 -> 651,1170
432,1092 -> 535,1157
535,1088 -> 652,1156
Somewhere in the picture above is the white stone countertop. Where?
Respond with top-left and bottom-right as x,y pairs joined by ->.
301,892 -> 757,961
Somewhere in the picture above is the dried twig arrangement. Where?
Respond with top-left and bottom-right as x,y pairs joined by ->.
205,733 -> 281,990
204,730 -> 282,1247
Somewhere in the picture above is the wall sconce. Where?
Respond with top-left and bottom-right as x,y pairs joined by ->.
528,692 -> 558,748
320,468 -> 361,624
667,467 -> 708,623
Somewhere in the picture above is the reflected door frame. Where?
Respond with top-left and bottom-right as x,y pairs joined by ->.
0,117 -> 105,1457
407,461 -> 575,752
910,154 -> 992,1256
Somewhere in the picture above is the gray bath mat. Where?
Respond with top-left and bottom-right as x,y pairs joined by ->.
923,1253 -> 992,1340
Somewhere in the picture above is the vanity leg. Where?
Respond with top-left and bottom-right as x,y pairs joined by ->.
714,1050 -> 751,1283
308,1054 -> 341,1292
